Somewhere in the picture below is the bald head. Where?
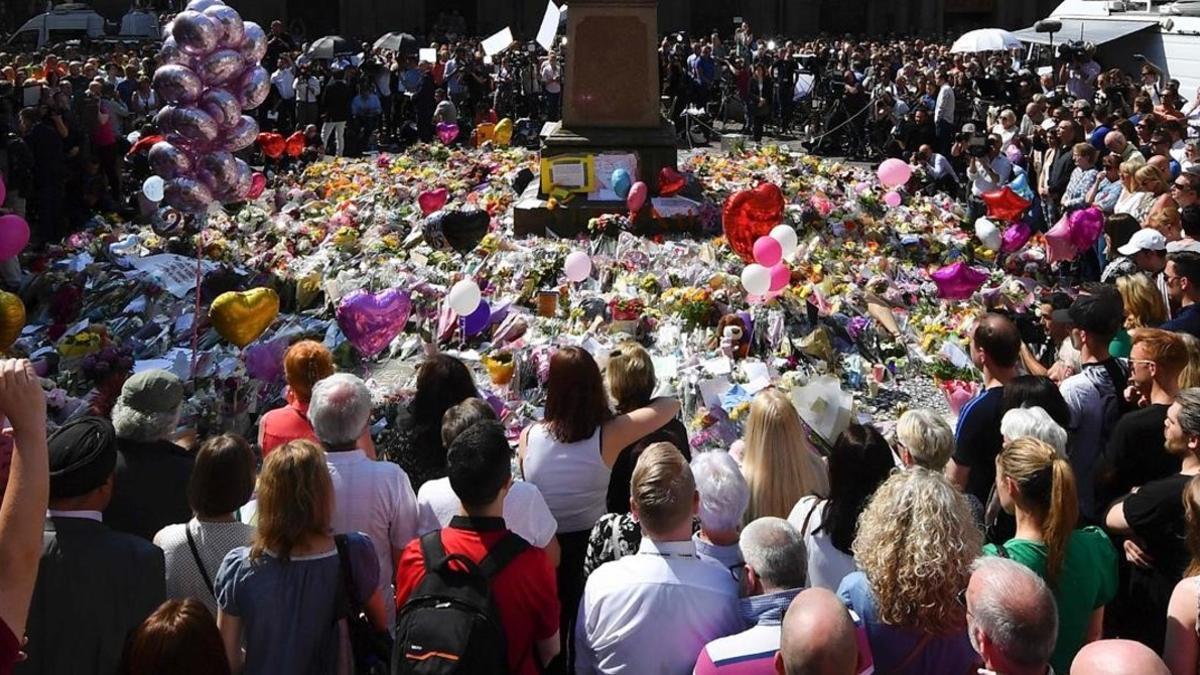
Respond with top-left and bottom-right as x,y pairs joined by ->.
968,557 -> 1057,671
1149,154 -> 1171,177
1105,131 -> 1128,153
775,588 -> 858,675
1070,640 -> 1169,675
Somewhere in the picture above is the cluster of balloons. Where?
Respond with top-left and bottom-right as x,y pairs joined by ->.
876,158 -> 911,207
610,168 -> 649,215
740,225 -> 799,296
1045,206 -> 1105,263
0,177 -> 30,262
149,0 -> 269,213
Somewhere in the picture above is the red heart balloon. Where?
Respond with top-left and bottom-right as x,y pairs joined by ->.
659,167 -> 686,197
257,132 -> 285,159
723,183 -> 785,263
981,186 -> 1031,222
247,172 -> 266,200
285,131 -> 305,158
418,188 -> 449,216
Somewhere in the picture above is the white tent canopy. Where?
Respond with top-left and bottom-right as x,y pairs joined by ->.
951,28 -> 1023,53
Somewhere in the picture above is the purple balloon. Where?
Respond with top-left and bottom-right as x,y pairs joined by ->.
237,66 -> 270,110
199,87 -> 241,128
223,115 -> 259,152
171,105 -> 220,144
152,64 -> 203,104
336,288 -> 413,358
185,0 -> 224,12
202,4 -> 244,46
154,105 -> 178,135
164,177 -> 215,213
159,37 -> 193,68
239,22 -> 267,64
223,159 -> 253,201
148,141 -> 194,180
164,134 -> 204,161
244,337 -> 286,382
171,11 -> 221,55
197,150 -> 237,193
462,300 -> 491,337
197,49 -> 244,87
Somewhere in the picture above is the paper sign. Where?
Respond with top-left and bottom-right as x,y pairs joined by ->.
536,1 -> 561,51
651,197 -> 701,218
419,48 -> 436,64
698,376 -> 733,409
540,155 -> 596,193
128,254 -> 212,298
482,27 -> 514,57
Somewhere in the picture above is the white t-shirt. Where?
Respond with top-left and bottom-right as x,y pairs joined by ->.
787,496 -> 858,592
415,478 -> 558,548
541,62 -> 562,94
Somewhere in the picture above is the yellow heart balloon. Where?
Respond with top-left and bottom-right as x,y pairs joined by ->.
494,118 -> 513,147
0,292 -> 25,352
209,288 -> 279,348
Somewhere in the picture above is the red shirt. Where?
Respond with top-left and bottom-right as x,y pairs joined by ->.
258,399 -> 318,455
394,517 -> 559,675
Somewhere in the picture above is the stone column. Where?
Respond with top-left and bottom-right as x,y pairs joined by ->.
562,0 -> 661,129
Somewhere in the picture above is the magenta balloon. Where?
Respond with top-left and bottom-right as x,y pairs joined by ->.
199,87 -> 241,128
237,66 -> 270,109
171,11 -> 221,55
185,0 -> 224,12
335,288 -> 413,358
202,4 -> 244,46
223,115 -> 259,151
0,215 -> 30,260
159,37 -> 193,68
164,177 -> 215,213
170,105 -> 220,144
197,150 -> 238,193
197,48 -> 244,86
238,22 -> 267,64
152,64 -> 203,104
148,141 -> 194,179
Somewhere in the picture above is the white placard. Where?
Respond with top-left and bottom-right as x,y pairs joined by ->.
536,0 -> 561,51
550,162 -> 587,188
419,48 -> 436,64
482,27 -> 514,57
127,254 -> 209,298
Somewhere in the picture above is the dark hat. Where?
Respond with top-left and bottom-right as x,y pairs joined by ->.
48,417 -> 117,499
1052,289 -> 1125,336
119,368 -> 183,414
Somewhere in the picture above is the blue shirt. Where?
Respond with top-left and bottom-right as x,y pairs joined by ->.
1163,303 -> 1200,339
351,93 -> 382,117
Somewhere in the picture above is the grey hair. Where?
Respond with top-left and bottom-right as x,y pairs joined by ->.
111,399 -> 180,442
740,517 -> 806,590
969,556 -> 1058,668
1000,406 -> 1068,455
896,409 -> 954,470
691,451 -> 750,534
1177,388 -> 1200,437
308,373 -> 372,448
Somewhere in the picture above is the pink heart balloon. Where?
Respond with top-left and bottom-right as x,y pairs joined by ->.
1001,222 -> 1033,253
930,261 -> 988,301
1066,206 -> 1104,250
436,122 -> 459,145
1044,217 -> 1079,263
247,173 -> 267,200
418,188 -> 449,216
335,288 -> 412,358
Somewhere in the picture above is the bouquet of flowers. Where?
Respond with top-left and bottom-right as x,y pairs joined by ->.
661,287 -> 718,330
608,297 -> 645,322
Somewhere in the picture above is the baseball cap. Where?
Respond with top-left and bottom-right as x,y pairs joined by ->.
1052,289 -> 1125,335
1117,228 -> 1168,256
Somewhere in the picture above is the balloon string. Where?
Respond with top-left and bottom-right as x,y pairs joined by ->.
190,214 -> 205,380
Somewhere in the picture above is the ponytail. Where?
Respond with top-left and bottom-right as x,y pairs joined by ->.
1042,456 -> 1079,587
997,437 -> 1079,587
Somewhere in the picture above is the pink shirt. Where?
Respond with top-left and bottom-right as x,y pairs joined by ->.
259,399 -> 318,455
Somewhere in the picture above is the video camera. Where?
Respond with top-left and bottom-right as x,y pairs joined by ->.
957,131 -> 990,157
1057,40 -> 1087,62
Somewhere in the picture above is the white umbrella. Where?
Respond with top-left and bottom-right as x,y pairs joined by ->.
950,28 -> 1022,53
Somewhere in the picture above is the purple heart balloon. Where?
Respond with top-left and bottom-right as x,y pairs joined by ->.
171,10 -> 221,55
244,337 -> 287,382
164,176 -> 215,213
238,66 -> 270,110
336,288 -> 413,358
170,105 -> 220,144
930,261 -> 989,301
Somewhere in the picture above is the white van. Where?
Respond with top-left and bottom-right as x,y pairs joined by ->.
5,4 -> 159,50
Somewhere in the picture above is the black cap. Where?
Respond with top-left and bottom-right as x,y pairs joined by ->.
1052,289 -> 1125,336
48,417 -> 117,500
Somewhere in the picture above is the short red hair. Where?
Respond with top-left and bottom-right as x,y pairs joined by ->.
284,340 -> 334,403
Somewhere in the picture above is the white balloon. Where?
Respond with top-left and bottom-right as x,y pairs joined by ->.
975,217 -> 1002,252
564,251 -> 592,282
447,279 -> 482,316
143,175 -> 165,202
741,264 -> 772,296
769,224 -> 799,257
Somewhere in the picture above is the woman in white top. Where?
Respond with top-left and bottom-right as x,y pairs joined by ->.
153,434 -> 256,615
1114,161 -> 1160,225
991,109 -> 1019,155
519,346 -> 680,663
787,423 -> 895,591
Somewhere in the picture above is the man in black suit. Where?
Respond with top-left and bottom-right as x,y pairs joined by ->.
1043,119 -> 1079,228
19,417 -> 165,675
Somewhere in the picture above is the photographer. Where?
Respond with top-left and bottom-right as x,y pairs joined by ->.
966,133 -> 1012,221
540,52 -> 562,122
912,143 -> 960,197
1059,43 -> 1101,102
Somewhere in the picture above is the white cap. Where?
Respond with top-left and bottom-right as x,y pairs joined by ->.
1117,228 -> 1168,256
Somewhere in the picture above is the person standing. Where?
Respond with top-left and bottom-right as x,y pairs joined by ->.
293,64 -> 321,130
269,55 -> 297,133
319,69 -> 353,156
541,52 -> 562,123
17,107 -> 64,245
934,71 -> 955,156
965,557 -> 1059,675
1164,251 -> 1200,339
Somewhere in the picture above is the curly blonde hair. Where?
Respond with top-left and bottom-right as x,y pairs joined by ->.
1117,274 -> 1168,329
852,467 -> 982,635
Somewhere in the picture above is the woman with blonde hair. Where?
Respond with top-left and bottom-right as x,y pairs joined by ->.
838,468 -> 980,674
1149,199 -> 1183,241
739,388 -> 829,522
1114,159 -> 1155,223
213,440 -> 386,675
986,437 -> 1117,672
894,408 -> 954,470
1179,333 -> 1200,389
1112,273 -> 1170,358
1163,476 -> 1200,675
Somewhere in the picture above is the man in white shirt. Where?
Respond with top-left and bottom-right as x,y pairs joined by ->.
914,144 -> 960,195
541,52 -> 562,122
309,373 -> 418,625
269,55 -> 296,133
294,64 -> 322,128
576,443 -> 741,675
934,70 -> 955,156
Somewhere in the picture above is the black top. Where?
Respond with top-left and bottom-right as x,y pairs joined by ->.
381,406 -> 446,492
1121,471 -> 1194,650
321,79 -> 354,122
1163,304 -> 1200,341
605,418 -> 691,514
1095,404 -> 1176,508
103,438 -> 194,541
952,387 -> 1006,506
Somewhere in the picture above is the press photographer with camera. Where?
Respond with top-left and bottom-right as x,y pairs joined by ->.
966,133 -> 1012,221
1058,41 -> 1101,103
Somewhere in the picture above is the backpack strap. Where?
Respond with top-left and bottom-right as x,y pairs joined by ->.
419,530 -> 447,572
184,522 -> 215,597
477,532 -> 530,580
334,534 -> 359,616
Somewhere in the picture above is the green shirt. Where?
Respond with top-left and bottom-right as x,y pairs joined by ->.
983,526 -> 1118,673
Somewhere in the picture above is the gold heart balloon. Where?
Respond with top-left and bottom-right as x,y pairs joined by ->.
0,292 -> 25,352
209,288 -> 279,348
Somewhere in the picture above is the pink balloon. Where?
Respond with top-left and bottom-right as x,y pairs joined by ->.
768,263 -> 791,292
563,251 -> 592,282
436,122 -> 459,145
418,188 -> 449,216
170,105 -> 220,144
883,190 -> 902,207
1066,206 -> 1104,250
627,181 -> 648,213
197,48 -> 244,86
152,64 -> 203,104
0,215 -> 30,259
202,4 -> 245,46
164,177 -> 214,213
1044,217 -> 1079,263
238,22 -> 267,64
336,288 -> 413,358
171,10 -> 221,55
237,66 -> 270,110
877,158 -> 912,189
223,159 -> 253,202
1001,222 -> 1033,253
752,235 -> 783,266
199,87 -> 241,128
930,261 -> 988,301
247,172 -> 267,200
148,141 -> 193,179
223,115 -> 259,152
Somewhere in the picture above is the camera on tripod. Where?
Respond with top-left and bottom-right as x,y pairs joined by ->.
1057,40 -> 1087,62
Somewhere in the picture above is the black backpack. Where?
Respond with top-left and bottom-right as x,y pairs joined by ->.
392,530 -> 528,675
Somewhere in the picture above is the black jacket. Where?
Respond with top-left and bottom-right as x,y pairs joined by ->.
103,438 -> 194,541
1046,144 -> 1077,197
321,79 -> 354,122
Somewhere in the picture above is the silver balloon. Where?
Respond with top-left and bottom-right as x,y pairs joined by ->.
171,105 -> 220,145
203,4 -> 244,47
185,0 -> 224,11
199,87 -> 241,128
237,66 -> 270,110
165,134 -> 203,161
154,105 -> 178,135
153,64 -> 203,104
160,37 -> 193,68
239,22 -> 267,64
164,177 -> 215,213
197,150 -> 238,193
197,49 -> 244,87
224,158 -> 254,201
148,141 -> 194,180
223,115 -> 259,152
171,10 -> 220,55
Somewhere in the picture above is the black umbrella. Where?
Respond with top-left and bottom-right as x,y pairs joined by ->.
374,31 -> 417,54
306,35 -> 355,60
